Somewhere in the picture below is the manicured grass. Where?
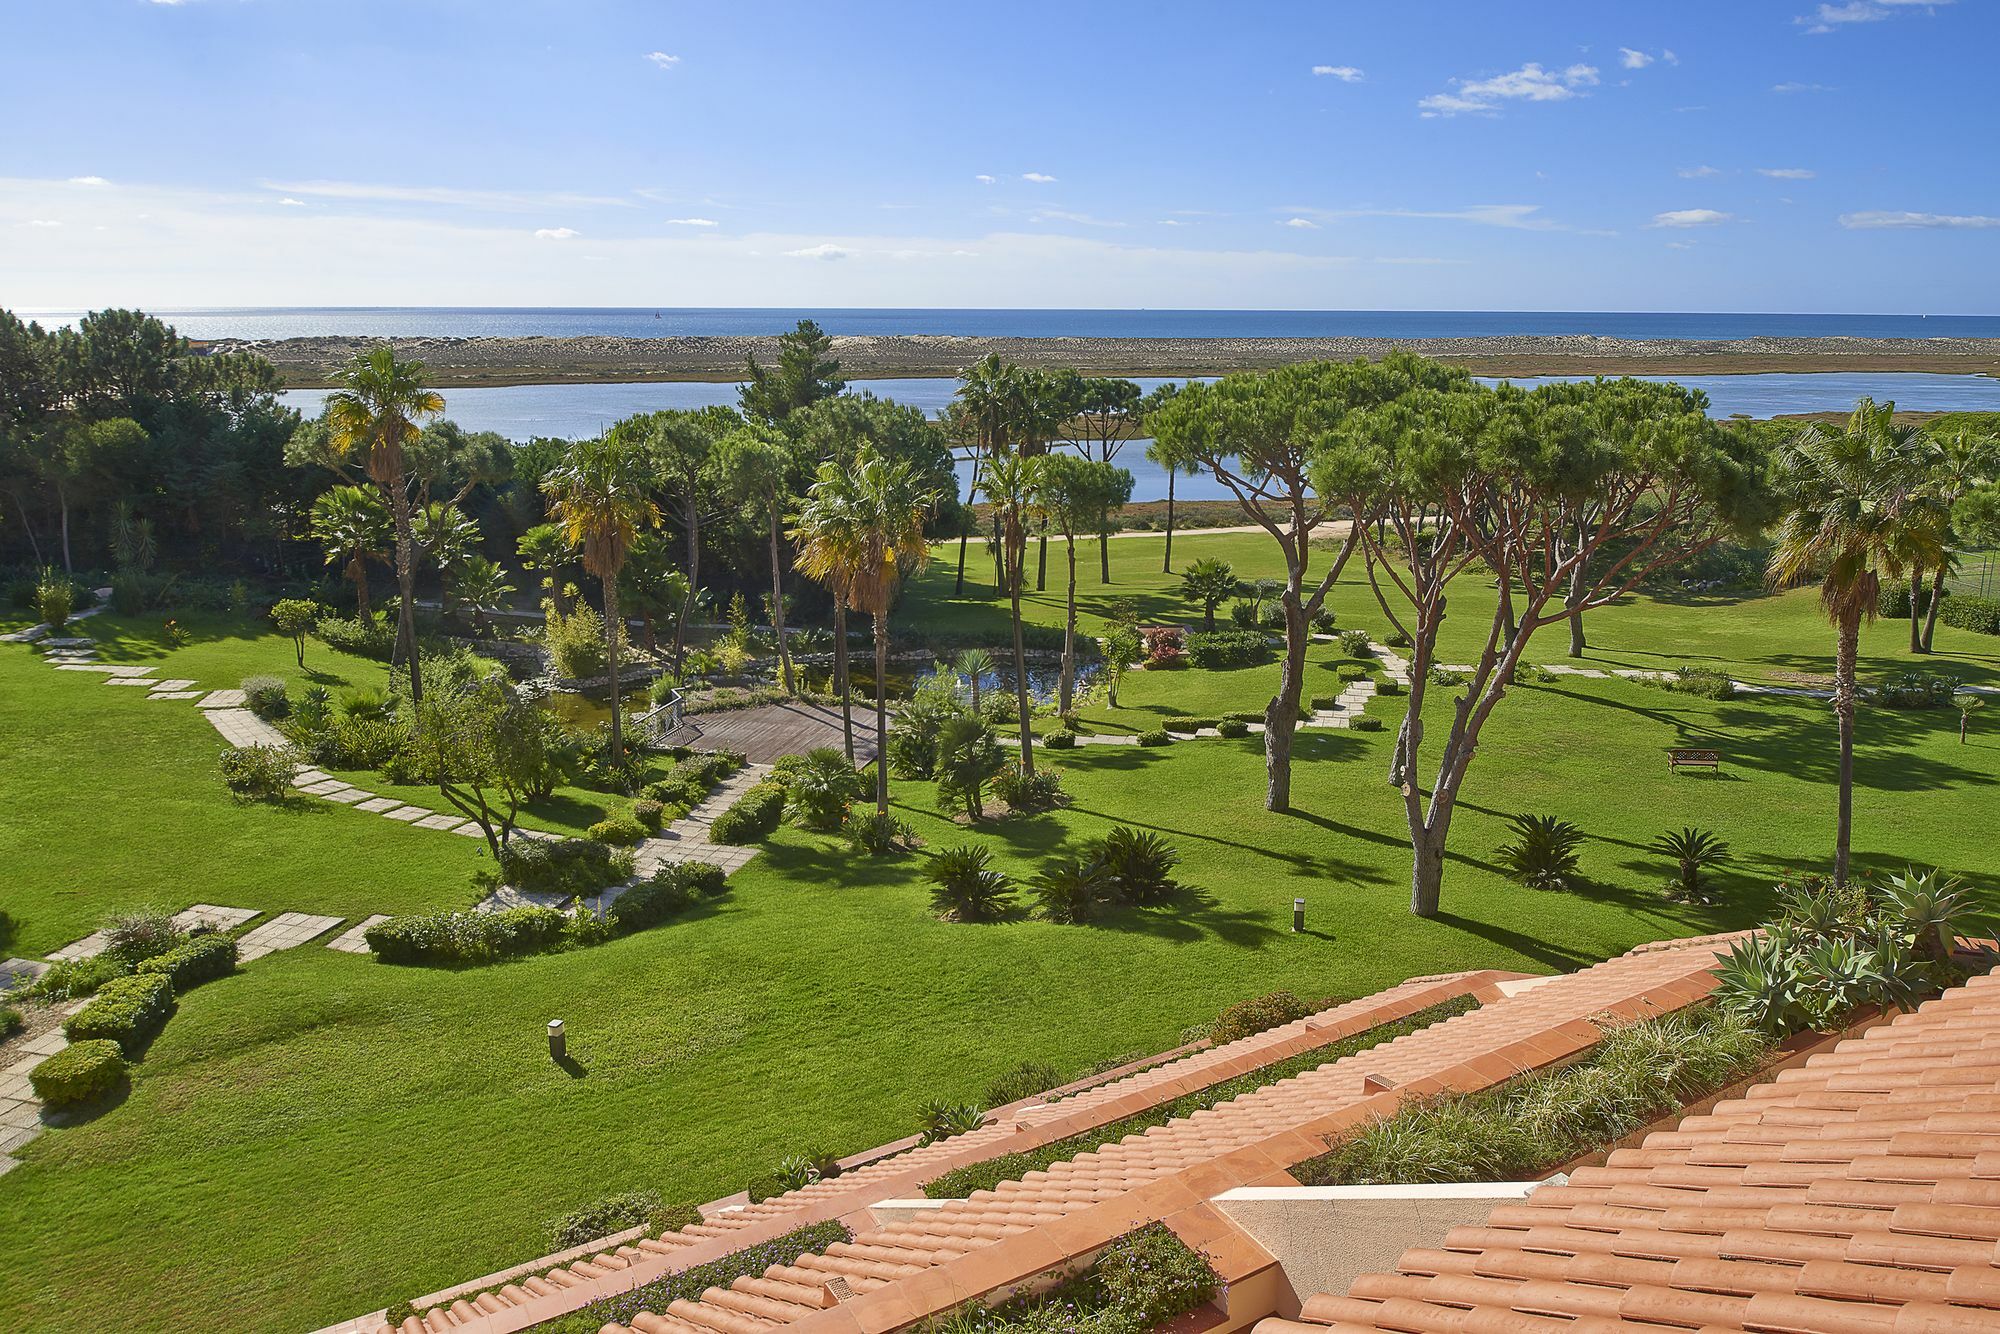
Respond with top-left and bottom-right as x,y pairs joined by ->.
0,650 -> 490,956
4,648 -> 1998,1331
56,607 -> 396,695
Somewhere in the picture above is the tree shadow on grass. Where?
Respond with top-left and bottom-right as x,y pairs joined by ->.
1430,910 -> 1600,973
41,1078 -> 133,1127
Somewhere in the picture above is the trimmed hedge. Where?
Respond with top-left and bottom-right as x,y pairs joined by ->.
30,1039 -> 127,1107
135,935 -> 237,991
1939,595 -> 2000,636
501,837 -> 633,895
608,862 -> 728,933
1169,716 -> 1219,733
1350,715 -> 1385,732
632,799 -> 666,832
1136,728 -> 1172,747
63,973 -> 175,1054
587,813 -> 648,846
365,906 -> 569,967
1183,630 -> 1273,669
1217,718 -> 1250,738
1044,729 -> 1078,750
711,780 -> 785,844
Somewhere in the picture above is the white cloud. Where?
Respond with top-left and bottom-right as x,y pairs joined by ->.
1312,65 -> 1364,82
1798,0 -> 1951,34
1030,209 -> 1124,228
1666,240 -> 1697,250
1156,219 -> 1181,226
1679,166 -> 1723,179
786,243 -> 850,260
1281,217 -> 1319,229
1419,62 -> 1600,117
1773,81 -> 1835,93
1619,48 -> 1655,69
1301,203 -> 1579,232
974,174 -> 996,185
25,219 -> 62,228
68,176 -> 109,186
1650,209 -> 1735,228
1758,167 -> 1817,180
644,52 -> 681,69
1840,210 -> 2000,229
532,227 -> 578,240
278,197 -> 305,207
1662,50 -> 1680,64
265,180 -> 630,212
1021,172 -> 1057,183
665,217 -> 718,227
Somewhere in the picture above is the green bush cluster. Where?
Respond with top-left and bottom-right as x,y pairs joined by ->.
240,675 -> 290,719
642,751 -> 742,805
1183,629 -> 1273,669
63,973 -> 175,1054
1349,715 -> 1385,732
1335,662 -> 1373,683
711,779 -> 786,844
1030,826 -> 1183,924
364,905 -> 571,967
218,742 -> 301,802
545,1190 -> 704,1252
631,799 -> 665,832
500,837 -> 634,895
1136,728 -> 1171,747
1043,729 -> 1078,749
30,1039 -> 127,1107
525,1222 -> 854,1334
991,764 -> 1066,812
134,935 -> 237,991
927,1224 -> 1217,1334
586,813 -> 648,846
607,862 -> 728,933
1210,990 -> 1314,1045
313,611 -> 396,660
1217,718 -> 1250,738
1659,665 -> 1736,700
1940,594 -> 2000,635
1872,671 -> 1956,709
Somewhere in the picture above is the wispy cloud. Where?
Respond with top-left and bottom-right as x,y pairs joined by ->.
25,219 -> 62,228
974,174 -> 996,185
1679,165 -> 1723,179
1773,81 -> 1835,93
1300,203 -> 1579,232
278,197 -> 305,207
786,242 -> 849,260
1757,167 -> 1817,180
1650,209 -> 1735,228
1840,210 -> 2000,229
1021,172 -> 1057,183
1419,62 -> 1600,118
264,180 -> 631,212
533,227 -> 578,240
69,175 -> 109,186
644,52 -> 681,69
1030,209 -> 1125,228
1619,48 -> 1655,69
1312,65 -> 1364,82
1280,217 -> 1319,229
1798,0 -> 1952,35
665,217 -> 718,227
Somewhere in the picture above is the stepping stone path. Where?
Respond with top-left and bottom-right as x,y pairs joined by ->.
235,913 -> 343,962
205,708 -> 286,748
174,904 -> 259,933
326,917 -> 389,955
0,994 -> 92,1174
0,960 -> 47,992
46,932 -> 111,963
197,689 -> 246,708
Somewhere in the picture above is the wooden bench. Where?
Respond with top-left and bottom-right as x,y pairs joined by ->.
1667,748 -> 1721,774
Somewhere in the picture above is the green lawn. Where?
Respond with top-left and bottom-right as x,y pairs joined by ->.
56,606 -> 396,695
5,535 -> 2000,1333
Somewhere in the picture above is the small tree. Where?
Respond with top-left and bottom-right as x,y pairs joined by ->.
935,714 -> 1004,822
409,678 -> 551,859
1102,622 -> 1142,709
269,598 -> 319,668
1179,557 -> 1236,631
1955,691 -> 1983,743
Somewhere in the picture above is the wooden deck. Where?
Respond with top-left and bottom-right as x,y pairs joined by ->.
679,700 -> 880,765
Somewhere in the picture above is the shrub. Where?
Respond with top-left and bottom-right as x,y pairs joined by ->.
1350,715 -> 1384,732
1211,990 -> 1314,1045
1376,678 -> 1403,695
926,845 -> 1016,921
1044,728 -> 1078,749
1141,625 -> 1185,669
1309,694 -> 1340,711
991,764 -> 1067,812
313,611 -> 395,660
1217,718 -> 1250,738
269,598 -> 320,666
744,1174 -> 785,1205
33,568 -> 75,630
546,1191 -> 700,1251
781,747 -> 866,831
501,837 -> 633,896
544,601 -> 614,680
843,808 -> 919,855
1878,583 -> 1938,619
26,954 -> 128,1003
64,973 -> 175,1054
1873,671 -> 1955,709
1428,665 -> 1465,687
1094,826 -> 1181,905
711,780 -> 786,844
1224,710 -> 1264,724
1651,827 -> 1730,904
240,674 -> 290,719
1939,594 -> 2000,636
1310,607 -> 1338,633
985,1061 -> 1063,1107
631,799 -> 665,833
365,906 -> 570,967
1184,629 -> 1272,669
1338,629 -> 1374,657
1495,813 -> 1586,892
1335,662 -> 1372,683
1170,716 -> 1219,733
1228,600 -> 1258,628
1136,728 -> 1171,747
0,1007 -> 18,1039
30,1039 -> 126,1107
587,813 -> 648,846
101,908 -> 186,965
218,742 -> 301,802
135,935 -> 237,990
917,1099 -> 987,1144
1654,664 -> 1736,700
1031,854 -> 1111,924
608,862 -> 726,933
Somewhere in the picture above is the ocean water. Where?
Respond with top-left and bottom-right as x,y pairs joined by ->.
33,306 -> 2000,342
279,369 -> 2000,505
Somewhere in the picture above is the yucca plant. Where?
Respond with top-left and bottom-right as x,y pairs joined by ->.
925,845 -> 1015,922
1494,813 -> 1586,892
1649,826 -> 1731,904
915,1098 -> 987,1145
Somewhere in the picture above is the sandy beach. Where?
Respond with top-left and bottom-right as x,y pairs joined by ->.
204,332 -> 2000,389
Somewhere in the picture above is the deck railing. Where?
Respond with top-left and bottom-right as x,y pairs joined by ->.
632,688 -> 685,748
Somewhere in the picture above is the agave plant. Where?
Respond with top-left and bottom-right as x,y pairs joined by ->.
915,1098 -> 987,1145
1494,813 -> 1587,892
1881,866 -> 1984,962
925,844 -> 1015,922
773,1154 -> 822,1192
1775,875 -> 1867,942
1649,826 -> 1731,904
1712,930 -> 1803,1035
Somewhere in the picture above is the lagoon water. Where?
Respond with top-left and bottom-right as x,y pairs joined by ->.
279,370 -> 2000,504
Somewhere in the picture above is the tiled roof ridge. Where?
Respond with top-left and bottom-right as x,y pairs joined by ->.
349,969 -> 1519,1334
580,938 -> 1734,1334
1261,964 -> 2000,1334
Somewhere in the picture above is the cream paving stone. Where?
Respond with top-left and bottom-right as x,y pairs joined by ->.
321,786 -> 373,804
147,690 -> 203,700
197,688 -> 246,708
47,931 -> 109,963
0,1124 -> 43,1154
0,1101 -> 43,1130
414,813 -> 467,831
326,916 -> 390,954
104,676 -> 156,686
172,904 -> 259,933
22,1029 -> 70,1057
54,663 -> 125,673
0,1075 -> 30,1101
452,821 -> 487,837
355,796 -> 401,813
236,912 -> 343,961
0,1157 -> 19,1176
291,769 -> 333,786
383,804 -> 432,822
203,707 -> 287,748
301,779 -> 350,796
148,678 -> 197,691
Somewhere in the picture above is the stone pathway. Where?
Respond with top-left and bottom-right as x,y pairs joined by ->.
236,913 -> 343,961
326,916 -> 390,955
0,995 -> 91,1176
0,592 -> 112,644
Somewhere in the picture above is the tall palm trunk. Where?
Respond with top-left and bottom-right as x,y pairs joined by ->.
347,554 -> 371,617
1833,606 -> 1860,887
672,507 -> 700,673
386,474 -> 423,704
1161,468 -> 1176,574
604,572 -> 624,765
1059,532 -> 1079,714
1035,523 -> 1048,592
57,482 -> 73,573
955,526 -> 969,595
833,601 -> 853,760
1908,569 -> 1926,653
1006,522 -> 1035,775
1098,524 -> 1111,584
767,500 -> 794,694
871,610 -> 891,815
1921,564 -> 1948,651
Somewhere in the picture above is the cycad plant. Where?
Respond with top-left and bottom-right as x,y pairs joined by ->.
1032,852 -> 1111,924
934,713 -> 1004,822
1094,826 -> 1182,905
924,844 -> 1015,921
785,747 -> 865,832
1649,826 -> 1731,904
1494,813 -> 1586,892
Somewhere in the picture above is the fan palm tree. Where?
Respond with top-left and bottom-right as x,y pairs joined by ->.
1912,426 -> 1999,651
621,530 -> 692,656
1770,398 -> 1946,885
951,647 -> 995,713
981,450 -> 1045,773
414,500 -> 479,619
322,347 -> 445,702
308,484 -> 391,616
542,435 -> 661,765
794,445 -> 937,814
453,555 -> 515,636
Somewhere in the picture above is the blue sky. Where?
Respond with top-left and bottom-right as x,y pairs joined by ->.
2,0 -> 1994,312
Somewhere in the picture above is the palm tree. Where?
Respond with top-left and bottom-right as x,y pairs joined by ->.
453,555 -> 515,636
794,445 -> 937,814
981,450 -> 1044,773
951,647 -> 995,714
1770,398 -> 1946,885
953,356 -> 1021,592
414,500 -> 479,620
517,522 -> 577,613
308,485 -> 390,616
322,348 -> 445,702
542,435 -> 661,766
622,531 -> 692,656
1913,426 -> 1999,651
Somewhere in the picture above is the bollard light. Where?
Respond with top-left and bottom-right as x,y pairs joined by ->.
548,1018 -> 566,1062
1292,897 -> 1306,933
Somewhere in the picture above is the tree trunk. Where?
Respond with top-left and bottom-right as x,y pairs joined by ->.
834,600 -> 853,761
1008,529 -> 1035,776
1909,569 -> 1926,653
1162,468 -> 1175,575
386,474 -> 423,705
872,611 -> 890,815
1059,533 -> 1078,714
955,527 -> 969,596
1098,526 -> 1110,584
9,492 -> 41,566
1035,526 -> 1047,592
604,573 -> 624,765
1410,824 -> 1448,918
768,502 -> 794,694
58,483 -> 73,574
672,508 -> 700,673
1921,564 -> 1947,652
348,555 -> 371,617
1833,610 -> 1859,888
1565,562 -> 1587,658
1263,592 -> 1309,811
